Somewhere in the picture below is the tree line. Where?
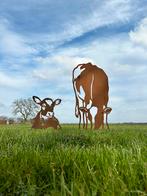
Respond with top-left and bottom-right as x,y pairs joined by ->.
0,97 -> 39,124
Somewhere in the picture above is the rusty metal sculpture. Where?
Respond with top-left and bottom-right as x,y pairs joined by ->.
32,96 -> 61,129
102,107 -> 112,130
72,62 -> 112,130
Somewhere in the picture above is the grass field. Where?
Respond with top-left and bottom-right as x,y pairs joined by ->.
0,124 -> 147,195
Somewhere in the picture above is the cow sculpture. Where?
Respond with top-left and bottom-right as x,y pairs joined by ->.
32,96 -> 61,129
72,62 -> 111,129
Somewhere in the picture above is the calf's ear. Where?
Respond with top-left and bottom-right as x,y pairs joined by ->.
104,107 -> 112,114
54,99 -> 61,105
32,96 -> 41,104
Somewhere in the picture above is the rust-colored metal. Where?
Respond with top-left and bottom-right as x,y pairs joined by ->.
32,96 -> 61,129
102,107 -> 112,130
72,62 -> 111,130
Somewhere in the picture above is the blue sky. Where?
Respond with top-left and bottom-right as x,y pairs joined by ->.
0,0 -> 147,123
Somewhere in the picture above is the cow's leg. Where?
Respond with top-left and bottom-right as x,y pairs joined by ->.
82,111 -> 85,129
94,105 -> 103,130
87,110 -> 92,129
85,113 -> 88,129
89,106 -> 97,130
78,111 -> 81,129
58,124 -> 62,129
101,111 -> 104,129
106,113 -> 110,130
32,113 -> 42,129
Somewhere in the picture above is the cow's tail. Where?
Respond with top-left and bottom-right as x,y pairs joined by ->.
72,64 -> 83,118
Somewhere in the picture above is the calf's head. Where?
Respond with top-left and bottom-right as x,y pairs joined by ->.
103,107 -> 112,115
32,96 -> 61,118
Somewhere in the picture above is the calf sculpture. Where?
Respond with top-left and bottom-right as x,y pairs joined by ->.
102,107 -> 112,130
32,96 -> 61,129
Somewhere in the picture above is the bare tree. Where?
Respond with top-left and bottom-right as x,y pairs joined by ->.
12,98 -> 38,122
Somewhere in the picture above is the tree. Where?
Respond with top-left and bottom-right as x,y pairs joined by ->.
8,117 -> 15,124
12,98 -> 38,122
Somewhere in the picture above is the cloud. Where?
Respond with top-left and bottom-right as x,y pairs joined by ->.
0,70 -> 34,89
0,0 -> 138,50
55,0 -> 132,42
0,18 -> 36,57
0,1 -> 147,122
129,17 -> 147,48
32,55 -> 92,81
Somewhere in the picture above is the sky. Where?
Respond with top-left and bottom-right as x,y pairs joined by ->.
0,0 -> 147,123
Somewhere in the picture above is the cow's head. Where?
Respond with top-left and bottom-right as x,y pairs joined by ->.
32,96 -> 61,118
80,62 -> 93,70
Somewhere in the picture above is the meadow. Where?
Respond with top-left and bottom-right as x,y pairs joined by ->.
0,124 -> 146,195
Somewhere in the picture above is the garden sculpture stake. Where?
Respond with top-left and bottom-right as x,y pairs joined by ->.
72,62 -> 112,130
32,96 -> 61,129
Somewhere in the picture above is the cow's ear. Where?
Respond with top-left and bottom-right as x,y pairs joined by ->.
54,99 -> 61,105
80,62 -> 93,70
32,96 -> 41,104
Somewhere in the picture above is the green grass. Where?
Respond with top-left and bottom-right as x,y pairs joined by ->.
0,124 -> 147,195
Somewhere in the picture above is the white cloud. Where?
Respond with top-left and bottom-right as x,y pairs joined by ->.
12,0 -> 136,51
130,17 -> 147,48
38,0 -> 133,46
0,70 -> 36,90
0,19 -> 36,57
0,0 -> 142,59
32,55 -> 92,81
0,72 -> 24,88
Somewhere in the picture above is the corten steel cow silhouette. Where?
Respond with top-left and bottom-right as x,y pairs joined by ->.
72,62 -> 111,130
32,96 -> 61,129
102,107 -> 112,130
